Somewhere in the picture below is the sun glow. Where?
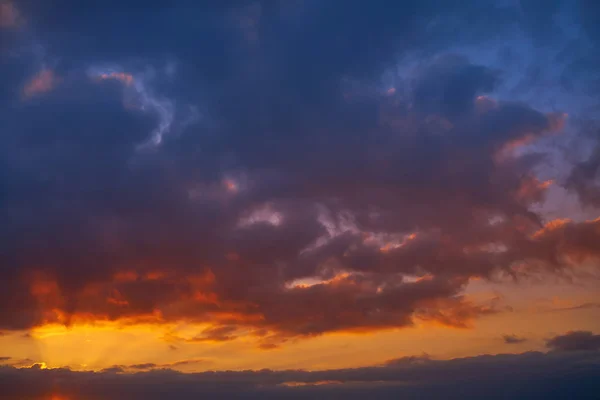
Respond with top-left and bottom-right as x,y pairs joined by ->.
49,395 -> 71,400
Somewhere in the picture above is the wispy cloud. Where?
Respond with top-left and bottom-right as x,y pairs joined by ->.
87,65 -> 177,148
22,69 -> 57,98
503,334 -> 528,344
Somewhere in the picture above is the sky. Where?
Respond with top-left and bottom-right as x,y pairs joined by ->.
0,0 -> 600,398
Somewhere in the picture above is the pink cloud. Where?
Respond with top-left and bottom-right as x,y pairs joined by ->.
22,69 -> 57,98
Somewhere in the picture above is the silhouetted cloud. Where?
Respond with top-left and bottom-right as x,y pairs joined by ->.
568,147 -> 600,207
1,350 -> 599,399
503,334 -> 527,344
547,331 -> 600,352
128,363 -> 157,370
107,359 -> 211,372
187,325 -> 239,342
384,354 -> 432,365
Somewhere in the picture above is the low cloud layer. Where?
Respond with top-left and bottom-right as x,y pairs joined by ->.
1,349 -> 599,399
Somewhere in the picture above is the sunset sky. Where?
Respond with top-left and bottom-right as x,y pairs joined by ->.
1,1 -> 600,399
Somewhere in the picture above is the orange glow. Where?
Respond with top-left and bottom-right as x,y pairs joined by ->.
49,395 -> 70,400
532,218 -> 571,238
496,134 -> 537,161
376,232 -> 417,253
287,272 -> 353,289
30,278 -> 60,297
145,271 -> 166,280
23,69 -> 57,98
547,112 -> 568,132
113,270 -> 139,283
192,291 -> 218,303
495,112 -> 567,162
515,178 -> 553,202
224,179 -> 238,193
107,289 -> 129,307
97,71 -> 134,86
414,273 -> 435,283
188,270 -> 216,287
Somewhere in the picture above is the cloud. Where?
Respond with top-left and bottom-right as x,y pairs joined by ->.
109,359 -> 211,372
87,65 -> 178,147
547,331 -> 600,352
1,351 -> 599,399
0,1 -> 598,344
567,146 -> 600,207
503,334 -> 528,344
22,69 -> 57,98
0,1 -> 20,28
0,358 -> 36,368
187,325 -> 238,342
384,354 -> 432,366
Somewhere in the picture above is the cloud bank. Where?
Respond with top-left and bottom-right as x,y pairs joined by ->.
1,348 -> 599,399
0,0 -> 598,348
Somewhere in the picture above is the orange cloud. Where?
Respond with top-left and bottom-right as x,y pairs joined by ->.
22,69 -> 57,98
532,218 -> 571,239
515,177 -> 553,203
415,296 -> 497,329
495,112 -> 567,162
96,71 -> 134,86
223,178 -> 239,193
113,271 -> 139,283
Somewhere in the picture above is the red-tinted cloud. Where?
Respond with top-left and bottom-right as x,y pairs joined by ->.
0,1 -> 597,346
22,69 -> 57,98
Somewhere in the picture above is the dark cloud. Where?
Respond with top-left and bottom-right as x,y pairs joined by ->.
100,366 -> 125,374
547,331 -> 600,352
384,354 -> 432,365
188,325 -> 239,342
1,351 -> 599,399
503,334 -> 528,344
0,358 -> 35,368
412,55 -> 498,116
0,0 -> 598,346
567,146 -> 600,207
129,363 -> 157,370
111,359 -> 210,372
